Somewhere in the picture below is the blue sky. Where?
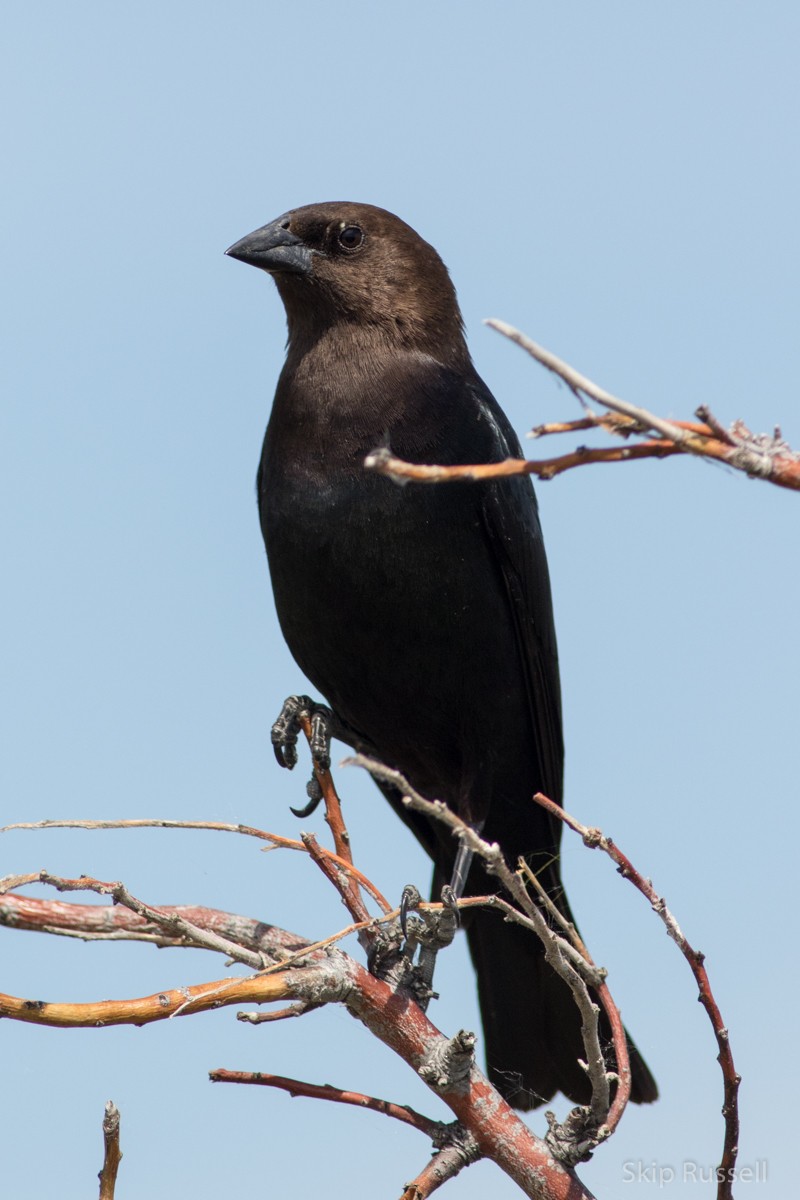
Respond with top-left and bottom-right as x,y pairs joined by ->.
2,4 -> 797,1196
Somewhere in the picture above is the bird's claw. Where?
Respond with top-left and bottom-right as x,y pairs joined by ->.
400,883 -> 422,940
271,694 -> 333,770
272,694 -> 308,770
289,776 -> 323,819
271,694 -> 334,817
439,884 -> 461,934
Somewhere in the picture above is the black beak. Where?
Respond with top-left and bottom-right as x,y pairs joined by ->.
225,219 -> 313,276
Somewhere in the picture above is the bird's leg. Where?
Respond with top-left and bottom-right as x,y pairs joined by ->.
449,843 -> 474,902
271,694 -> 333,817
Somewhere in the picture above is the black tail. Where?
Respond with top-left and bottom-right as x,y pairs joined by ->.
466,908 -> 658,1109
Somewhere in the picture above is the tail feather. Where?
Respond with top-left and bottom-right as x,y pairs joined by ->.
466,909 -> 658,1109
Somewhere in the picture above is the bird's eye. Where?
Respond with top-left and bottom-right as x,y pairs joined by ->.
338,225 -> 364,250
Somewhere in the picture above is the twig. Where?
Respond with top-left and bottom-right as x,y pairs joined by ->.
0,871 -> 42,893
516,860 -> 631,1135
98,1101 -> 122,1200
488,318 -> 800,490
210,1069 -> 444,1139
530,414 -> 715,440
2,816 -> 391,914
213,1068 -> 478,1199
237,1002 -> 310,1024
532,791 -> 740,1200
302,831 -> 373,926
365,440 -> 683,485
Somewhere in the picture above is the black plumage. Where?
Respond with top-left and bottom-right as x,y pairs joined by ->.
226,202 -> 657,1108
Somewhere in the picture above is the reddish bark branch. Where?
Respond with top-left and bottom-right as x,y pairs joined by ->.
210,1069 -> 443,1139
0,894 -> 311,958
399,1135 -> 481,1198
212,1069 -> 478,1198
302,831 -> 374,926
298,712 -> 371,922
35,871 -> 267,969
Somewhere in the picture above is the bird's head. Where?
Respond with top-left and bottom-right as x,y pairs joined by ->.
226,202 -> 467,363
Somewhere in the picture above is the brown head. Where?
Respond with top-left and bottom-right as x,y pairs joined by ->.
226,202 -> 468,367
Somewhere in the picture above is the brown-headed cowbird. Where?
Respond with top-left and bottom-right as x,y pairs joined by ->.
226,202 -> 657,1109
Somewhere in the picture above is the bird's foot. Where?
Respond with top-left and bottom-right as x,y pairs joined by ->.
271,694 -> 333,817
367,917 -> 435,1010
397,883 -> 461,1009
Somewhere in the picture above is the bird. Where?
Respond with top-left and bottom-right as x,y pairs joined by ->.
225,202 -> 657,1109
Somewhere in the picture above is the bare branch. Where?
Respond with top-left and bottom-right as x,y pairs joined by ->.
212,1069 -> 479,1198
488,318 -> 800,489
533,791 -> 740,1200
302,830 -> 372,926
0,966 -> 297,1027
362,320 -> 800,491
98,1101 -> 122,1200
0,893 -> 311,959
2,816 -> 392,914
365,440 -> 683,485
236,1002 -> 311,1024
210,1069 -> 444,1139
37,871 -> 270,968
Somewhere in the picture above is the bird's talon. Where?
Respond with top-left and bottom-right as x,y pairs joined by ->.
440,884 -> 461,930
400,882 -> 421,940
271,694 -> 313,771
271,695 -> 333,812
289,773 -> 324,818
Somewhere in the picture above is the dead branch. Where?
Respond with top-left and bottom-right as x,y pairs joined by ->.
209,1069 -> 445,1140
532,791 -> 740,1200
98,1101 -> 122,1200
